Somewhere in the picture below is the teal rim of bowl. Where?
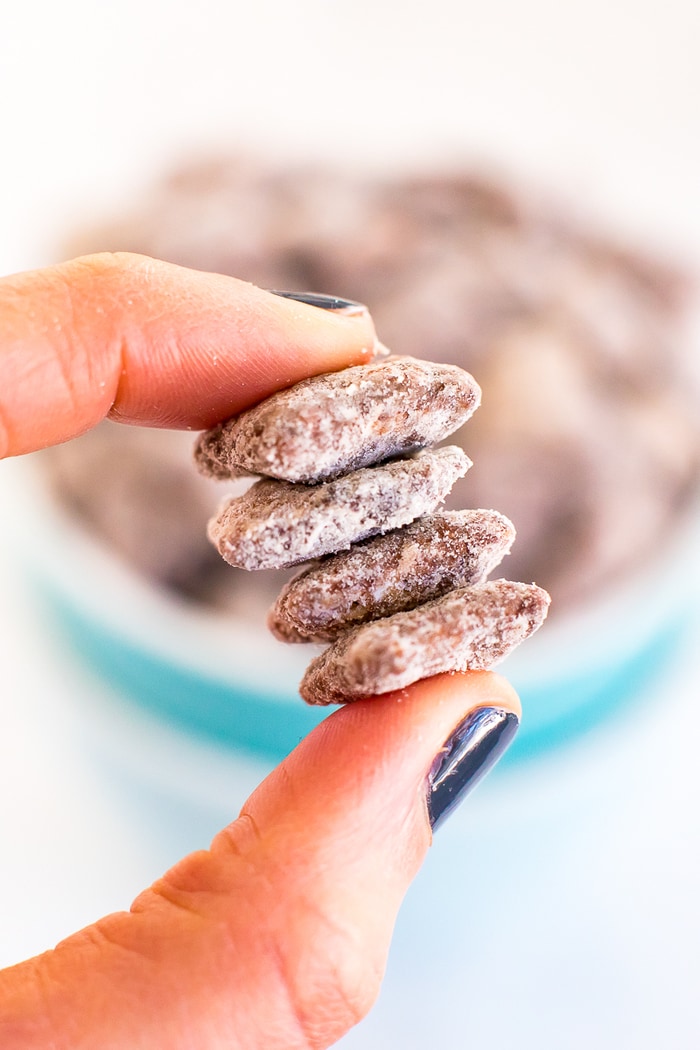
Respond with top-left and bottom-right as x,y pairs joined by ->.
40,581 -> 689,764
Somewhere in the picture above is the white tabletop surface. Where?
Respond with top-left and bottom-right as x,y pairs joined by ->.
2,2 -> 700,1046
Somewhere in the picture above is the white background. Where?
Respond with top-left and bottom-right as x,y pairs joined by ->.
1,2 -> 700,1047
2,0 -> 700,273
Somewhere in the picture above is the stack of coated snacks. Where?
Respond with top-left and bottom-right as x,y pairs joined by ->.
195,356 -> 550,704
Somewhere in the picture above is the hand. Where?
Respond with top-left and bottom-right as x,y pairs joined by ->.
0,253 -> 520,1049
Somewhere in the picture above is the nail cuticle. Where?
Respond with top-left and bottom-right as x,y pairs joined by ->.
427,707 -> 519,832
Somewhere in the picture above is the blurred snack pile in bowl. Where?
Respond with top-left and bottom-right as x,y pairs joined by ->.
36,154 -> 700,760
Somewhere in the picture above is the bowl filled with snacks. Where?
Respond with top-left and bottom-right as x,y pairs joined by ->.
20,155 -> 700,763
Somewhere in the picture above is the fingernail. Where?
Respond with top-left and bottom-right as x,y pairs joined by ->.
268,289 -> 367,315
427,707 -> 519,831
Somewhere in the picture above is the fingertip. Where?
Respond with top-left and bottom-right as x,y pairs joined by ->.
0,253 -> 380,454
423,670 -> 522,722
247,671 -> 521,841
105,261 -> 379,429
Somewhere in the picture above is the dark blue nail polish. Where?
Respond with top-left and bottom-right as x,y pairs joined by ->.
427,707 -> 519,831
268,289 -> 366,313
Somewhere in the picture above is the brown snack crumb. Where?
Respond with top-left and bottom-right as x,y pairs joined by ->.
194,357 -> 481,483
207,446 -> 470,571
268,509 -> 515,642
299,580 -> 551,705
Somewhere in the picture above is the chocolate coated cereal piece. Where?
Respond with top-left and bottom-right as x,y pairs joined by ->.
268,509 -> 516,642
208,446 -> 470,571
299,580 -> 550,705
194,424 -> 251,481
194,357 -> 481,483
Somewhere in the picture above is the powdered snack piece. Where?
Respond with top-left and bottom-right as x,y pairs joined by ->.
194,356 -> 481,483
208,446 -> 470,571
299,581 -> 551,705
268,509 -> 516,642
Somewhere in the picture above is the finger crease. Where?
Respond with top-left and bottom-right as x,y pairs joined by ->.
269,940 -> 317,1050
85,921 -> 152,964
108,333 -> 130,416
149,881 -> 208,920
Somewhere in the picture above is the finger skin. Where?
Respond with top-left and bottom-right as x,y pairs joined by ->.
0,672 -> 520,1050
0,252 -> 377,457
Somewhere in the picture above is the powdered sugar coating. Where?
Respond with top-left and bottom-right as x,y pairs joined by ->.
208,446 -> 470,571
300,580 -> 551,705
194,357 -> 480,483
268,509 -> 515,642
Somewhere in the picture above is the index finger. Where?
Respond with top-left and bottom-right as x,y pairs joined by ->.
0,252 -> 377,458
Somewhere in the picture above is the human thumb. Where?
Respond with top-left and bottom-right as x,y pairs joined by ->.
0,671 -> 520,1050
